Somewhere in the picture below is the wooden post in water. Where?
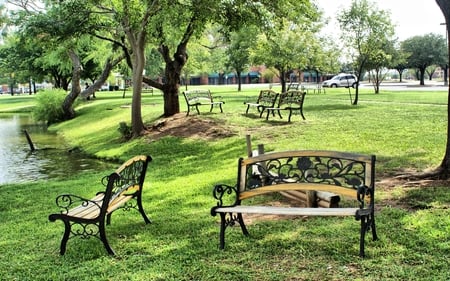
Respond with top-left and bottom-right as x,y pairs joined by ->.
23,129 -> 35,151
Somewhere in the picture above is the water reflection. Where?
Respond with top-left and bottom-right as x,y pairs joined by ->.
0,114 -> 115,184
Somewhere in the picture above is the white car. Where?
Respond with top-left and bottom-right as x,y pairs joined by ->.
322,74 -> 357,88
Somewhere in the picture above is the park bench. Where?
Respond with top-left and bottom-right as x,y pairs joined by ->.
182,89 -> 224,116
48,155 -> 152,255
264,90 -> 306,122
211,150 -> 378,257
287,82 -> 301,90
244,89 -> 279,117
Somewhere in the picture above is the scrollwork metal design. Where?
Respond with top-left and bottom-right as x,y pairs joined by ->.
212,184 -> 238,207
246,156 -> 367,191
55,194 -> 102,214
70,222 -> 100,239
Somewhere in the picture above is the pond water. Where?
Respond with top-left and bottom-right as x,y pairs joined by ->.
0,114 -> 115,185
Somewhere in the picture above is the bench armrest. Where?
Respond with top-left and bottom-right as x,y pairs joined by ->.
53,193 -> 102,214
211,184 -> 238,215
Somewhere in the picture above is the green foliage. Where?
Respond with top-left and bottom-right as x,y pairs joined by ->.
401,33 -> 447,85
32,89 -> 67,124
117,121 -> 132,140
338,0 -> 395,72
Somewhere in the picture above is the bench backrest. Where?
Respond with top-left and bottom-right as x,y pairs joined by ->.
236,150 -> 375,208
256,89 -> 279,107
101,155 -> 151,213
183,89 -> 213,103
277,90 -> 306,109
287,82 -> 301,90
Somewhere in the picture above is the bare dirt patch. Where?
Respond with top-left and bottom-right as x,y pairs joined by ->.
145,113 -> 235,141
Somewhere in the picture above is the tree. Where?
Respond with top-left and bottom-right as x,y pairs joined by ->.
401,33 -> 447,86
434,0 -> 450,178
225,27 -> 257,91
76,1 -> 318,137
251,19 -> 319,93
390,45 -> 409,82
365,39 -> 395,93
338,0 -> 395,104
303,37 -> 340,84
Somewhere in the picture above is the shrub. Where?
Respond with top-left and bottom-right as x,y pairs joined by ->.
118,122 -> 132,140
33,89 -> 67,124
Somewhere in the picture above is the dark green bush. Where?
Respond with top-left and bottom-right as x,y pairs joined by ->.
118,121 -> 132,139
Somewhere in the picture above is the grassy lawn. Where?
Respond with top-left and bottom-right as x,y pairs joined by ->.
0,85 -> 450,280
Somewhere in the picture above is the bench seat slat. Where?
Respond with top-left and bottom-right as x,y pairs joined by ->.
66,194 -> 104,219
214,206 -> 359,216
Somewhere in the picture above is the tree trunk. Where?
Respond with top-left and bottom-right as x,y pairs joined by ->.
436,0 -> 450,178
419,67 -> 426,85
280,69 -> 287,93
80,55 -> 124,99
160,43 -> 189,117
61,49 -> 82,120
237,70 -> 242,92
130,43 -> 146,137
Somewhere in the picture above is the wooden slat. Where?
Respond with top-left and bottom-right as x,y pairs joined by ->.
115,155 -> 147,173
239,183 -> 357,200
214,206 -> 359,216
67,194 -> 104,219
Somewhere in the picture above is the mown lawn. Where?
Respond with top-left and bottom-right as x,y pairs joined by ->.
0,85 -> 449,280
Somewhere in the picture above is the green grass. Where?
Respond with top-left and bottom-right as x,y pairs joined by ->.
1,86 -> 450,280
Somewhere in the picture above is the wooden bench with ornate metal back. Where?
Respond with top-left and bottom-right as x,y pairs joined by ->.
49,155 -> 152,255
182,89 -> 224,116
264,90 -> 306,122
211,150 -> 378,257
244,89 -> 279,117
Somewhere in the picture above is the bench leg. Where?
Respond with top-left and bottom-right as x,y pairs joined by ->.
136,195 -> 151,224
287,110 -> 293,122
59,220 -> 71,255
370,211 -> 378,241
237,213 -> 249,236
299,109 -> 306,120
99,221 -> 115,255
219,213 -> 226,249
359,217 -> 367,258
246,104 -> 251,115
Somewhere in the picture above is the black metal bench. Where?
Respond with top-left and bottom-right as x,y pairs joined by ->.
211,150 -> 378,257
264,90 -> 306,122
182,89 -> 224,116
49,155 -> 152,255
244,89 -> 279,117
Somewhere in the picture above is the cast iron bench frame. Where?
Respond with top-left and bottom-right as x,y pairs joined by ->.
244,89 -> 279,117
49,155 -> 152,255
183,89 -> 224,116
211,150 -> 378,257
264,90 -> 306,122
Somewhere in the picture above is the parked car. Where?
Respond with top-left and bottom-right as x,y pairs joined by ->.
322,74 -> 357,88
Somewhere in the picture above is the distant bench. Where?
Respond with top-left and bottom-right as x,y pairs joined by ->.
211,150 -> 378,257
49,155 -> 152,255
244,89 -> 279,117
183,89 -> 224,116
264,90 -> 306,122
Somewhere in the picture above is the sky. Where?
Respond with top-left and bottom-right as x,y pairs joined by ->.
317,0 -> 446,41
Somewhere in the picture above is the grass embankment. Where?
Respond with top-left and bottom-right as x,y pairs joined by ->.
0,86 -> 450,280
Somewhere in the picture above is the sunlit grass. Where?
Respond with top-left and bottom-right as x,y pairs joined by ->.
0,86 -> 450,280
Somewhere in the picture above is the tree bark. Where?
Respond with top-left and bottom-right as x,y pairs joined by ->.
434,0 -> 450,178
61,49 -> 82,120
80,55 -> 124,99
